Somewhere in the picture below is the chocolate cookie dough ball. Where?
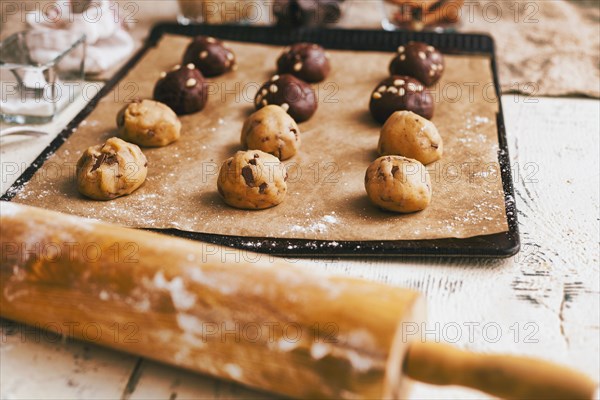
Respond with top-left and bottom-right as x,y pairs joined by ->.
182,36 -> 237,77
217,150 -> 288,210
364,156 -> 432,213
76,137 -> 148,201
379,111 -> 443,165
153,64 -> 207,115
369,75 -> 434,124
255,74 -> 317,123
241,105 -> 300,160
389,41 -> 445,86
116,99 -> 181,147
277,43 -> 331,83
273,0 -> 344,27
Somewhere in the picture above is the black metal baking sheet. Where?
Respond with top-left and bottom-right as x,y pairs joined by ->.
2,23 -> 520,258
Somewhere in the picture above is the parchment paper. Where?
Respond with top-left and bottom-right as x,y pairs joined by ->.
13,34 -> 508,241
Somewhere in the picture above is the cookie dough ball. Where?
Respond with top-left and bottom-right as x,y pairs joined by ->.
241,105 -> 300,160
364,156 -> 431,213
277,43 -> 331,83
369,75 -> 434,124
389,42 -> 445,86
153,64 -> 207,115
255,74 -> 317,123
217,150 -> 288,210
76,137 -> 148,201
378,111 -> 443,165
182,36 -> 237,77
273,0 -> 344,27
116,99 -> 181,147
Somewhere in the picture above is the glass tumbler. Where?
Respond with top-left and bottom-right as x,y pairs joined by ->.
0,30 -> 86,124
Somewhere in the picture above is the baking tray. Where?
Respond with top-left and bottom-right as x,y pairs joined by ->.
2,23 -> 520,258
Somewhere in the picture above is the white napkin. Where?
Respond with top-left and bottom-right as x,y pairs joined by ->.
26,0 -> 134,74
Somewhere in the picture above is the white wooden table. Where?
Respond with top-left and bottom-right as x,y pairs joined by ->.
1,4 -> 599,399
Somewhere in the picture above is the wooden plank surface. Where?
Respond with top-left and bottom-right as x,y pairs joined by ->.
1,95 -> 598,399
0,320 -> 137,399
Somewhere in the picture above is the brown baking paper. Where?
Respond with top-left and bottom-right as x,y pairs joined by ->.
13,35 -> 508,241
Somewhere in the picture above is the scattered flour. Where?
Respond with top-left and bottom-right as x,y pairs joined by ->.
153,271 -> 196,311
223,363 -> 243,380
284,213 -> 339,235
278,337 -> 300,352
187,267 -> 238,295
345,350 -> 375,373
310,342 -> 330,360
176,313 -> 205,336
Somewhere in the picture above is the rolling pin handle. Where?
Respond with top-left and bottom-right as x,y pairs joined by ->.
403,341 -> 598,400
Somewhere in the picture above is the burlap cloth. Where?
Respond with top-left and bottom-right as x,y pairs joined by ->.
341,0 -> 600,98
1,0 -> 598,97
456,0 -> 600,98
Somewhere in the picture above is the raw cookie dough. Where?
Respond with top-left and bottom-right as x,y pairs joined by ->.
217,150 -> 288,210
277,43 -> 331,83
153,64 -> 207,115
369,75 -> 434,123
273,0 -> 344,26
76,137 -> 148,200
389,41 -> 445,87
182,36 -> 237,77
364,156 -> 432,213
241,105 -> 300,160
255,74 -> 317,123
116,99 -> 181,147
378,110 -> 443,165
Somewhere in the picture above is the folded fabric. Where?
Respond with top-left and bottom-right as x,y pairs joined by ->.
26,0 -> 134,75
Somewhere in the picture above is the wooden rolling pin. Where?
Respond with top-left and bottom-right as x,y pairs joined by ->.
0,202 -> 597,399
